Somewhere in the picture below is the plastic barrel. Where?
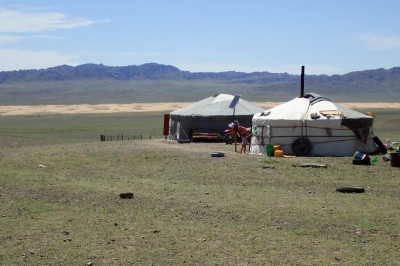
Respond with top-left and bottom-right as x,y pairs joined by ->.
266,144 -> 274,156
273,145 -> 281,153
274,150 -> 284,157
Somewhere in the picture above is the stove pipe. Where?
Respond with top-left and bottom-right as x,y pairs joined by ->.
300,66 -> 305,98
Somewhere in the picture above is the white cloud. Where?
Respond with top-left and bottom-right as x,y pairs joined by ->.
0,49 -> 80,71
0,7 -> 93,71
354,32 -> 400,50
31,34 -> 65,40
0,35 -> 25,44
0,8 -> 95,33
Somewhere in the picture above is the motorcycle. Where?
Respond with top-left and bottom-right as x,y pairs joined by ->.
224,121 -> 249,144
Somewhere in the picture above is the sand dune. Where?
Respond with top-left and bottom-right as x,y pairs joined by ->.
0,102 -> 399,116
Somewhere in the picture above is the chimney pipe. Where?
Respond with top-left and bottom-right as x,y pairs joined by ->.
300,66 -> 305,98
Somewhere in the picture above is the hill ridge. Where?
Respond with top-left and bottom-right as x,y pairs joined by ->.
0,63 -> 399,104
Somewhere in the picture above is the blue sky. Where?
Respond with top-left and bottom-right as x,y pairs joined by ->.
0,0 -> 399,75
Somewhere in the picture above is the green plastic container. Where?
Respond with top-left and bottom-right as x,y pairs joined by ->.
266,144 -> 274,156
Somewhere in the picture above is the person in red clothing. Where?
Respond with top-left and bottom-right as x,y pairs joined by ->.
240,132 -> 248,154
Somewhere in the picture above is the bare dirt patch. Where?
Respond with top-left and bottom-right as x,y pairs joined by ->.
1,102 -> 400,116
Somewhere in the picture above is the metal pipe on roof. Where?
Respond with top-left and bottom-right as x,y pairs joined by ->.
301,66 -> 305,98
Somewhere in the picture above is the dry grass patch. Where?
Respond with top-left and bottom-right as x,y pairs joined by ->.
1,139 -> 400,265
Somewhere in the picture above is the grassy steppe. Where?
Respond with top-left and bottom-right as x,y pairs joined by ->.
0,112 -> 165,146
0,108 -> 398,142
0,110 -> 399,265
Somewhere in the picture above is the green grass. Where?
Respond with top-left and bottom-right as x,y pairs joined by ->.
1,141 -> 399,265
368,108 -> 400,141
0,112 -> 165,144
1,108 -> 398,143
0,110 -> 399,265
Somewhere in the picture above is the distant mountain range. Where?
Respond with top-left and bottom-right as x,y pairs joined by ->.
0,63 -> 299,83
0,63 -> 399,105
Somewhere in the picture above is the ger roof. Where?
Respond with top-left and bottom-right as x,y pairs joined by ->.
170,94 -> 265,116
255,93 -> 372,120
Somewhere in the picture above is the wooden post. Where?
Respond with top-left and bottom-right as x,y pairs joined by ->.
233,125 -> 238,152
163,114 -> 170,139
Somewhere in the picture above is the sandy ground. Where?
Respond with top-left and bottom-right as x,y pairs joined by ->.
0,102 -> 400,116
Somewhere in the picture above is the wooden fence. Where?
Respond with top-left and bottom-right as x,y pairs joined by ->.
100,134 -> 153,141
